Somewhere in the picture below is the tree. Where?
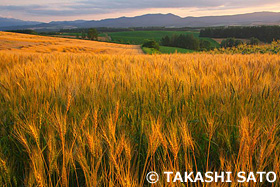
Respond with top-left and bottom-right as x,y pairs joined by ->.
185,34 -> 200,50
142,40 -> 160,50
221,38 -> 243,48
200,40 -> 212,51
247,37 -> 260,45
161,36 -> 170,46
234,39 -> 243,46
160,34 -> 202,51
81,31 -> 86,39
88,28 -> 98,40
76,33 -> 80,39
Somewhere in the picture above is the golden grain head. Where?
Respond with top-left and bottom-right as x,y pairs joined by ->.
1,31 -> 280,186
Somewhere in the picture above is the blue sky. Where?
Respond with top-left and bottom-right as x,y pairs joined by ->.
0,0 -> 280,22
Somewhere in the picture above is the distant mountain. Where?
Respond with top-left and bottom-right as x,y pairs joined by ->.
76,12 -> 280,28
1,12 -> 280,31
78,14 -> 182,28
0,17 -> 42,28
181,12 -> 280,27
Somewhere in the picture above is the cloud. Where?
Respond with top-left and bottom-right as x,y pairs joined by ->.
0,0 -> 221,17
0,0 -> 279,21
72,0 -> 221,9
0,5 -> 42,11
73,0 -> 279,10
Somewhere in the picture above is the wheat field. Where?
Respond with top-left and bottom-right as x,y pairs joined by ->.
0,32 -> 280,186
0,32 -> 143,54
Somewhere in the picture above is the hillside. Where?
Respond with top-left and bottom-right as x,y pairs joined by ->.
0,32 -> 143,54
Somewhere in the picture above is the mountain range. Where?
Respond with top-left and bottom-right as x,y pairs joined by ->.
1,12 -> 280,31
0,17 -> 41,28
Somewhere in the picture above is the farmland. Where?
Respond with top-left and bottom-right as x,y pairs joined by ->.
0,31 -> 143,55
103,31 -> 219,52
60,30 -> 219,54
63,30 -> 203,44
143,46 -> 194,54
104,31 -> 200,44
0,32 -> 280,186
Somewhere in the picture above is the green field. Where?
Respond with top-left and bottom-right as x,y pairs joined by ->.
142,47 -> 161,54
61,33 -> 79,36
108,31 -> 199,44
61,30 -> 219,54
143,46 -> 194,54
104,31 -> 219,54
105,31 -> 216,45
159,46 -> 194,54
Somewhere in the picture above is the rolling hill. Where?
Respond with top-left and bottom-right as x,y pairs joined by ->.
0,31 -> 143,54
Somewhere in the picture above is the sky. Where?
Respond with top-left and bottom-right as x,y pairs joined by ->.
0,0 -> 280,22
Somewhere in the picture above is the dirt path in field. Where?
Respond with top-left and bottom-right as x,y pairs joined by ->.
135,45 -> 144,54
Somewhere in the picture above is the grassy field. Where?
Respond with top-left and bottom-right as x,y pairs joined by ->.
101,30 -> 219,54
57,30 -> 219,54
105,31 -> 218,45
105,31 -> 197,44
107,30 -> 217,44
159,46 -> 195,54
142,46 -> 194,54
1,32 -> 280,186
142,47 -> 161,54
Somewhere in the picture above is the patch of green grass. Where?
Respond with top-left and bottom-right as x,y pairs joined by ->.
98,33 -> 106,37
142,46 -> 195,54
106,31 -> 219,49
107,31 -> 200,45
142,46 -> 195,55
59,31 -> 220,49
200,37 -> 220,48
61,33 -> 81,36
142,47 -> 161,54
159,46 -> 195,54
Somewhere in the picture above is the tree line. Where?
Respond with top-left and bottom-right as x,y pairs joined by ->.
220,37 -> 260,48
68,28 -> 98,40
200,26 -> 280,43
7,29 -> 38,35
160,34 -> 213,51
60,27 -> 199,33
